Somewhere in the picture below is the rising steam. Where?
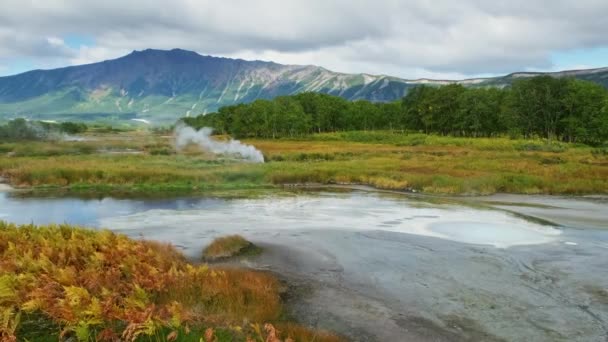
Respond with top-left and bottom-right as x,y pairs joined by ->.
174,125 -> 264,163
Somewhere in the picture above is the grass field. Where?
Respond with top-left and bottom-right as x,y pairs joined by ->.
0,130 -> 607,195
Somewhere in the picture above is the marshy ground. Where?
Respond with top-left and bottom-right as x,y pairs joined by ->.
0,130 -> 607,196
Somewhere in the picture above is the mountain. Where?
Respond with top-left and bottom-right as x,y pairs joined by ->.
0,48 -> 607,123
0,49 -> 412,123
469,67 -> 608,88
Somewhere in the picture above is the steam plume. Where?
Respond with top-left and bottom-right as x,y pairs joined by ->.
174,125 -> 264,163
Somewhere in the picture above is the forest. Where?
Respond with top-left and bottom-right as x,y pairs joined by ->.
183,76 -> 608,145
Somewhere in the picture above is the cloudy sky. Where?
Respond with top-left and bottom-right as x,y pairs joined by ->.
1,0 -> 607,79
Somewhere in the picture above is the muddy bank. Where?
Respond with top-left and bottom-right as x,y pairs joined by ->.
240,227 -> 607,342
464,193 -> 608,230
246,242 -> 503,342
297,185 -> 608,230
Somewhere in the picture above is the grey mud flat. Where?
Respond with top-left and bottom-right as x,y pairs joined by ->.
243,229 -> 607,342
247,241 -> 504,342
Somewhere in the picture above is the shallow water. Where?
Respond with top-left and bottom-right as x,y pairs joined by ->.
0,192 -> 562,251
0,191 -> 607,341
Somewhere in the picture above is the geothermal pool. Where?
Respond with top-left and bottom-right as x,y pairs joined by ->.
0,192 -> 563,250
0,190 -> 606,341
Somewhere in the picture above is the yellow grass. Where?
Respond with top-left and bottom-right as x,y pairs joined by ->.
0,131 -> 606,195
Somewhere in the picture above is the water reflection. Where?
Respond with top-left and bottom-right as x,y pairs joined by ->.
0,192 -> 226,226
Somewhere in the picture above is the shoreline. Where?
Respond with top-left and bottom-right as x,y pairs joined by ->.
3,179 -> 608,199
287,184 -> 608,230
4,181 -> 606,231
285,183 -> 608,200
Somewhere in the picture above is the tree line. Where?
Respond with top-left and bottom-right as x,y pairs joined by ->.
185,75 -> 607,144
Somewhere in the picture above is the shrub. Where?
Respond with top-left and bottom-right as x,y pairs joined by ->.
59,122 -> 88,134
395,134 -> 427,146
514,141 -> 567,153
592,148 -> 608,157
293,153 -> 335,162
149,147 -> 174,155
202,235 -> 257,261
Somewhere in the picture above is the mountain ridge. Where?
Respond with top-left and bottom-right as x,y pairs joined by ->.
1,48 -> 607,123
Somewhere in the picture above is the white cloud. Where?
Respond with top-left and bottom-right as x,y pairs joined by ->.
46,36 -> 67,47
70,46 -> 130,66
0,0 -> 607,77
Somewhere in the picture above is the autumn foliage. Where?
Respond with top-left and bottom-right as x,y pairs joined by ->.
0,222 -> 343,341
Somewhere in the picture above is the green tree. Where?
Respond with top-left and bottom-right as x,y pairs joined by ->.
456,88 -> 503,137
402,85 -> 436,132
376,101 -> 403,131
431,84 -> 466,135
508,76 -> 568,139
182,76 -> 608,143
560,79 -> 607,143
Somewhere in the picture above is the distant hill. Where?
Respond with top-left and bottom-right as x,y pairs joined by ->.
0,48 -> 606,123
